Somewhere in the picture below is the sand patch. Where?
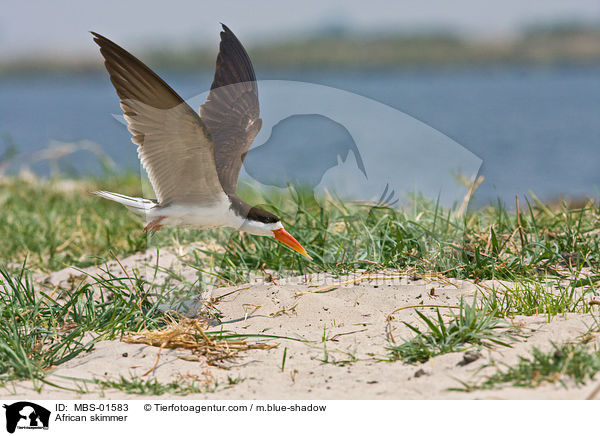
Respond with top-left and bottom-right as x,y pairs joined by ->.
3,249 -> 600,400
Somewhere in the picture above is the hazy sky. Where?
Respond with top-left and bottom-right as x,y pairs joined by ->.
1,0 -> 599,60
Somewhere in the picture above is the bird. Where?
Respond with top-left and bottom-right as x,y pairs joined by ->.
90,24 -> 311,260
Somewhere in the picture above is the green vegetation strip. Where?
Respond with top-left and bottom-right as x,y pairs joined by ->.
0,175 -> 599,392
389,300 -> 515,364
2,176 -> 599,284
0,265 -> 284,391
456,342 -> 600,391
0,264 -> 164,388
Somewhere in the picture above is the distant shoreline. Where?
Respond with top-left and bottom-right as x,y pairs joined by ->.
2,60 -> 600,79
2,27 -> 600,75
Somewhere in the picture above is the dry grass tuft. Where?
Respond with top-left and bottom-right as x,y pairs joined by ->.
122,316 -> 278,370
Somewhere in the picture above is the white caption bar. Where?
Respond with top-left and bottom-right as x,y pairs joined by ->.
0,400 -> 595,435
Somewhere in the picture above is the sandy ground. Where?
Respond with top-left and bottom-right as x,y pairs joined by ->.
3,247 -> 600,400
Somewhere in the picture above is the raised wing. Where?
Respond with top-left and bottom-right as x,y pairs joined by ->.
92,32 -> 225,206
200,24 -> 262,195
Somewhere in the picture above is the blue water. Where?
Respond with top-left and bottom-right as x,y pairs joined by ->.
1,65 -> 599,206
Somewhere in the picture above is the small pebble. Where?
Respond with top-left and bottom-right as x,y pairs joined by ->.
413,369 -> 427,378
458,351 -> 482,366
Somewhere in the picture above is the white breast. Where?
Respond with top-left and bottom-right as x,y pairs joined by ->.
145,195 -> 283,236
149,195 -> 245,230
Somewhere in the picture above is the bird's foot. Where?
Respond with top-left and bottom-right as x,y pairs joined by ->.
144,216 -> 166,234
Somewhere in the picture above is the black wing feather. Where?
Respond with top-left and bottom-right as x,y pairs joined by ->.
91,32 -> 184,110
200,24 -> 262,195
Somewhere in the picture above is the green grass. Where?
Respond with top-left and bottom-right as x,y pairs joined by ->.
191,188 -> 600,284
316,327 -> 359,367
456,342 -> 600,391
95,373 -> 244,395
0,261 -> 286,390
0,264 -> 166,388
478,277 -> 599,321
0,173 -> 599,392
95,375 -> 218,395
0,175 -> 144,271
0,175 -> 225,272
388,300 -> 515,364
1,175 -> 599,284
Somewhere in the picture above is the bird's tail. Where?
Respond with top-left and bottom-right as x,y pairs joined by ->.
92,190 -> 157,214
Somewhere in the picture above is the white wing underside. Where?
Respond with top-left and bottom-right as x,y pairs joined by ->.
121,99 -> 225,206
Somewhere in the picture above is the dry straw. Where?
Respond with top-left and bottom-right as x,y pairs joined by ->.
123,316 -> 278,374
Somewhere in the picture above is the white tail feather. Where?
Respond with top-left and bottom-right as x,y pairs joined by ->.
92,190 -> 156,214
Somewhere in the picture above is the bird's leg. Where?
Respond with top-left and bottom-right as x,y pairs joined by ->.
144,216 -> 166,234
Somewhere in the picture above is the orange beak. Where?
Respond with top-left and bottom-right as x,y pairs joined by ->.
273,228 -> 312,260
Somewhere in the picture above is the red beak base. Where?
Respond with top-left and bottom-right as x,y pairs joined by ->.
273,228 -> 312,260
